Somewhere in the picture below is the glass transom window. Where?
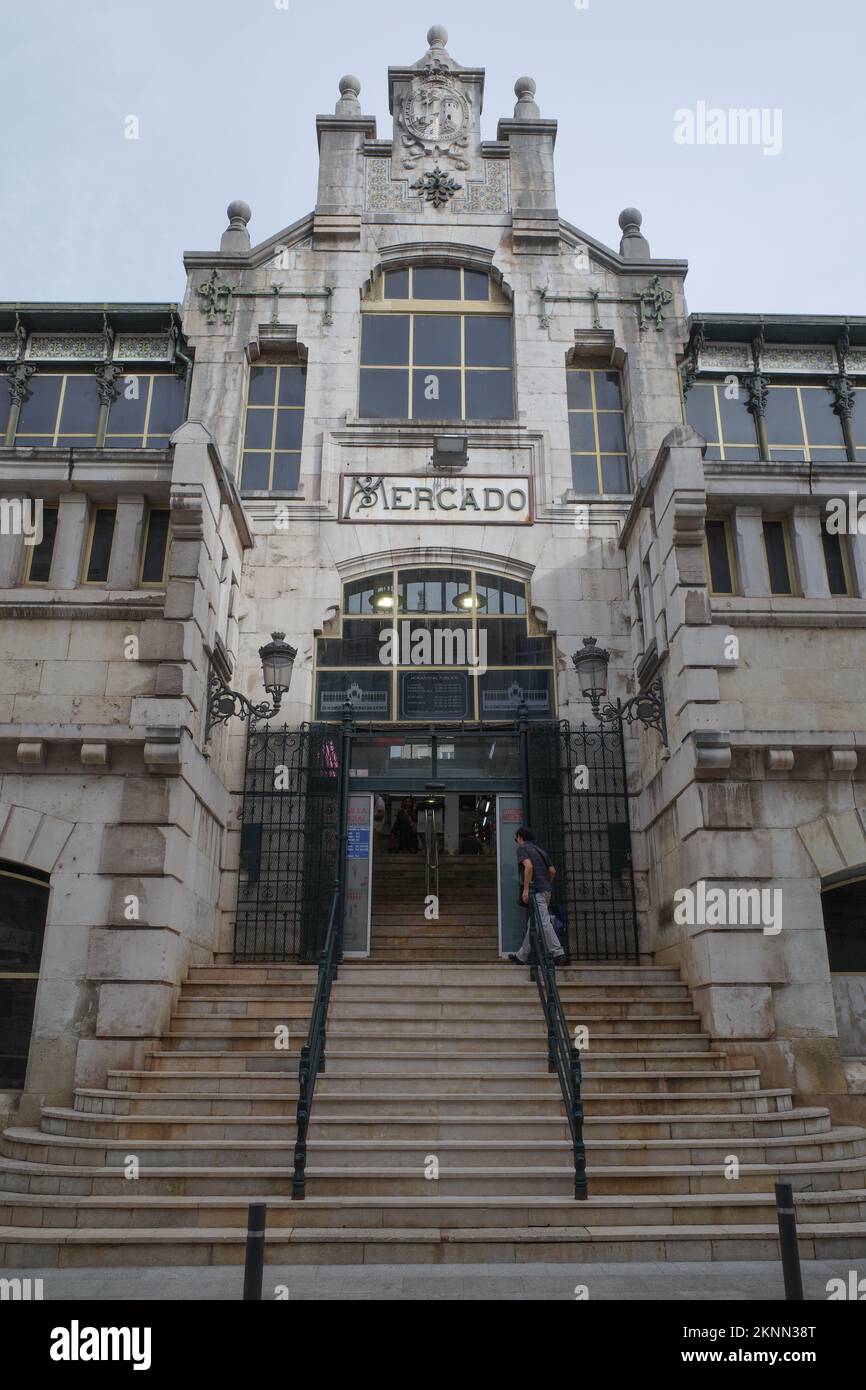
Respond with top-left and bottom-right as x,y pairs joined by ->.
315,568 -> 555,723
359,268 -> 514,423
567,365 -> 630,495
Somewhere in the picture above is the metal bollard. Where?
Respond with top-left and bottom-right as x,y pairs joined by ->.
775,1181 -> 804,1301
243,1202 -> 267,1301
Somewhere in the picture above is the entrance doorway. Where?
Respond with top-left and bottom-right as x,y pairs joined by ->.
367,792 -> 500,962
233,718 -> 639,963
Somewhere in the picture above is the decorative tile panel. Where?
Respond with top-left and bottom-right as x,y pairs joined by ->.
846,350 -> 866,376
0,337 -> 18,360
27,335 -> 104,360
365,156 -> 510,214
114,335 -> 174,361
698,345 -> 752,372
761,347 -> 836,373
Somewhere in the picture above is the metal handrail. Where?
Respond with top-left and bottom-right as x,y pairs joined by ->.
291,883 -> 342,1200
527,893 -> 588,1200
423,804 -> 440,901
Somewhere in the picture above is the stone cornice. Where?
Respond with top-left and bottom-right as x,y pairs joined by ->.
0,600 -> 162,620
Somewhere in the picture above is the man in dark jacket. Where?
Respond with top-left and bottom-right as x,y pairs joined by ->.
509,827 -> 566,965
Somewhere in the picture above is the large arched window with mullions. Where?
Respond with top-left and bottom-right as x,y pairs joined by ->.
358,266 -> 514,422
314,567 -> 555,722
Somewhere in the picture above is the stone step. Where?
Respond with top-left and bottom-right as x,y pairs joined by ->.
3,1221 -> 866,1267
5,1124 -> 863,1171
185,967 -> 318,984
180,985 -> 318,1002
162,1033 -> 305,1052
5,1153 -> 866,1201
327,1001 -> 701,1022
3,1188 -> 866,1234
325,1017 -> 704,1038
34,1103 -> 833,1144
370,950 -> 502,962
104,1066 -> 759,1097
145,1052 -> 302,1074
327,983 -> 692,1002
175,1002 -> 313,1020
69,1085 -> 789,1120
333,965 -> 682,985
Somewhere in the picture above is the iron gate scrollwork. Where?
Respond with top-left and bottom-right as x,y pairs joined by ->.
528,720 -> 639,962
234,723 -> 342,962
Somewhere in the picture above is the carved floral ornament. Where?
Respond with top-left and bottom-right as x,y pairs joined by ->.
411,166 -> 463,208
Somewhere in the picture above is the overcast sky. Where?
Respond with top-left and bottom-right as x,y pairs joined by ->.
1,0 -> 862,317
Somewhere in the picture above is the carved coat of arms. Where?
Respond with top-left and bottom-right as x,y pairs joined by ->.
399,66 -> 471,169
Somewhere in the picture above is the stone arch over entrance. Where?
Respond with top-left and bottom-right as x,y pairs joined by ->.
797,808 -> 866,883
0,800 -> 74,877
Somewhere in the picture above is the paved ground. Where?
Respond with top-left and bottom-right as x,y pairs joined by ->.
9,1260 -> 866,1301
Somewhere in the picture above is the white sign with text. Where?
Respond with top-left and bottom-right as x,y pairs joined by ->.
340,475 -> 532,525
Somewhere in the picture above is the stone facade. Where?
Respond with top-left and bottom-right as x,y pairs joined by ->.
1,26 -> 865,1131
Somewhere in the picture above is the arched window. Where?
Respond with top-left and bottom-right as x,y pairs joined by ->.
0,861 -> 49,1088
359,267 -> 514,422
315,567 -> 554,722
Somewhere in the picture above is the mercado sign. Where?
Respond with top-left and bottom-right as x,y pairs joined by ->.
340,474 -> 532,525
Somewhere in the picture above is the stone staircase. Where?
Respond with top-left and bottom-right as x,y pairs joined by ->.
370,852 -> 499,961
2,961 -> 866,1267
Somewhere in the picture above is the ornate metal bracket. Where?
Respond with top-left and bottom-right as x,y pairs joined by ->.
197,271 -> 334,328
681,320 -> 705,398
539,275 -> 673,332
590,678 -> 668,746
206,665 -> 283,740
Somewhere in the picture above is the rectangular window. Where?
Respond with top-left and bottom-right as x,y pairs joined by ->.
764,383 -> 848,463
83,508 -> 116,584
23,506 -> 59,584
140,509 -> 170,586
241,363 -> 305,493
822,527 -> 852,597
705,518 -> 736,595
762,519 -> 795,596
15,373 -> 100,447
684,381 -> 759,461
359,270 -> 513,423
104,372 -> 187,449
567,366 -> 630,495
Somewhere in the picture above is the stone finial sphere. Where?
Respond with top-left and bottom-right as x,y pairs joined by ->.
515,76 -> 537,100
618,207 -> 643,231
427,25 -> 448,47
339,74 -> 361,98
227,200 -> 252,225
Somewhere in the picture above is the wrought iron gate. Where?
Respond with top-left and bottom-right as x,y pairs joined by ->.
234,716 -> 638,963
234,724 -> 342,962
527,720 -> 639,962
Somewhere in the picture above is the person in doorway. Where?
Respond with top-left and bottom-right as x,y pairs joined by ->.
393,798 -> 419,853
509,827 -> 566,965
